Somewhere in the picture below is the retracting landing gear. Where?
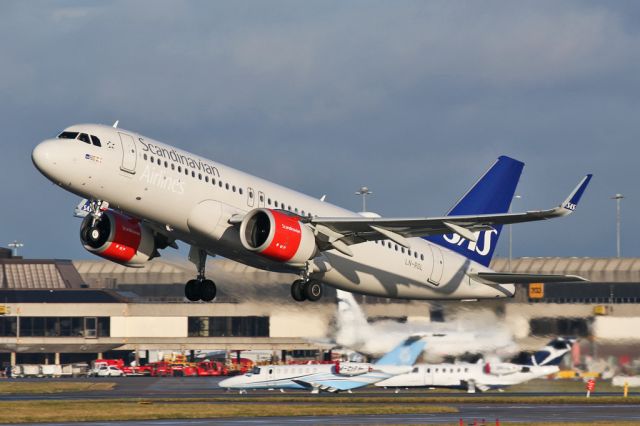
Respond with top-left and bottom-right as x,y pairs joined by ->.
88,199 -> 109,227
290,278 -> 323,302
185,247 -> 216,302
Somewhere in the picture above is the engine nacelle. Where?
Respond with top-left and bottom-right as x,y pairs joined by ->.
334,362 -> 373,376
80,210 -> 156,267
483,362 -> 519,376
239,208 -> 317,266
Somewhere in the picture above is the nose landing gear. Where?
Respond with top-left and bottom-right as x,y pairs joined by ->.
184,247 -> 217,302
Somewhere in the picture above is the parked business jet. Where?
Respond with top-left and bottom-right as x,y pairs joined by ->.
32,123 -> 591,302
333,289 -> 517,360
219,335 -> 426,393
376,337 -> 574,393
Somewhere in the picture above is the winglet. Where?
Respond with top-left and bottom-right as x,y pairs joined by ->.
559,174 -> 592,215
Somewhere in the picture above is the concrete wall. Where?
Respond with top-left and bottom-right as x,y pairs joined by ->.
110,316 -> 188,338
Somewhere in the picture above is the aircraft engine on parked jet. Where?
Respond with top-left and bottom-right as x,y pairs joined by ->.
239,208 -> 318,267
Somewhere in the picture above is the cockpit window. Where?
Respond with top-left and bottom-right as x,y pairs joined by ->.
91,135 -> 102,147
251,366 -> 261,374
58,131 -> 79,140
78,133 -> 91,144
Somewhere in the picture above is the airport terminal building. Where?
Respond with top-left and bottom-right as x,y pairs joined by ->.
1,247 -> 640,367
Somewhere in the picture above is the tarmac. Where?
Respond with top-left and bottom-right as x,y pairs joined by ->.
5,377 -> 640,424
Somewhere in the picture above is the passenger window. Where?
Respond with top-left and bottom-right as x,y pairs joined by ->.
275,201 -> 279,208
91,135 -> 101,147
225,183 -> 229,190
191,171 -> 195,178
427,368 -> 430,373
287,205 -> 291,211
219,181 -> 223,187
387,242 -> 391,248
414,252 -> 418,259
157,159 -> 161,165
171,163 -> 175,171
420,254 -> 424,261
232,185 -> 236,192
164,161 -> 168,168
294,208 -> 299,213
178,166 -> 182,172
401,247 -> 405,254
394,245 -> 398,251
301,210 -> 305,216
239,188 -> 243,195
212,178 -> 216,185
58,131 -> 78,139
198,173 -> 202,180
78,133 -> 91,144
259,194 -> 263,201
143,154 -> 148,160
185,169 -> 189,175
205,176 -> 209,183
268,198 -> 272,205
150,156 -> 155,163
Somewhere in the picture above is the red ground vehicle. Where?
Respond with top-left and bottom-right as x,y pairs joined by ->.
196,361 -> 228,376
149,361 -> 173,377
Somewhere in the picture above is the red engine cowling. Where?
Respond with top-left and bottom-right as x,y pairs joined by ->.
80,210 -> 156,267
239,208 -> 317,266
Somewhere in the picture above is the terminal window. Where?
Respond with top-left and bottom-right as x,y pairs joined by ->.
188,316 -> 269,337
0,317 -> 17,337
15,317 -> 110,338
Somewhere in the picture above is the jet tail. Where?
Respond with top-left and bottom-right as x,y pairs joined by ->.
426,156 -> 524,267
374,335 -> 426,367
513,337 -> 575,366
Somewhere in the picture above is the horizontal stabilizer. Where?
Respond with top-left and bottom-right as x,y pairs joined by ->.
472,272 -> 587,285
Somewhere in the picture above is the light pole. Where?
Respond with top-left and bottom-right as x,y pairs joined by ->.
355,186 -> 372,212
611,194 -> 624,258
8,240 -> 24,257
508,195 -> 521,272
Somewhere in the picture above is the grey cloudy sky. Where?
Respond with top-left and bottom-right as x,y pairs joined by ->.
1,1 -> 639,260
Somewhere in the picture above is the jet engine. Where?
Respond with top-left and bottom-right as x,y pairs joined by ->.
239,208 -> 317,266
80,210 -> 156,267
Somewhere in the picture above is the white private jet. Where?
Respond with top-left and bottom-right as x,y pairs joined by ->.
219,335 -> 426,393
32,123 -> 591,302
333,289 -> 518,360
376,337 -> 575,393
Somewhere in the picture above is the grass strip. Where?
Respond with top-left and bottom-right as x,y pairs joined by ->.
0,400 -> 456,424
0,382 -> 115,394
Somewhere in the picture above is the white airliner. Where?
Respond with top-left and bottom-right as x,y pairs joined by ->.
219,335 -> 426,393
376,337 -> 574,393
32,123 -> 591,302
333,290 -> 517,360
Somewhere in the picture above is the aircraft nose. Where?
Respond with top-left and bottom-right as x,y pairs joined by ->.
32,140 -> 58,176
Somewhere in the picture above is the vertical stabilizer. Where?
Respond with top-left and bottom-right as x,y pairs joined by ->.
426,156 -> 524,266
374,335 -> 426,366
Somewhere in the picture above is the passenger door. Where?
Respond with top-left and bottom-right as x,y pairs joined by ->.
118,132 -> 137,174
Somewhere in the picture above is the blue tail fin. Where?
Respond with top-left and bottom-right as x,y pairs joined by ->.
374,335 -> 426,367
426,156 -> 524,267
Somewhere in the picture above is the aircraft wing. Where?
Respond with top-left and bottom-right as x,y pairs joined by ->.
308,175 -> 591,255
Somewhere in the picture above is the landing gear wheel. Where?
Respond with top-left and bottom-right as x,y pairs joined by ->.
303,280 -> 323,302
291,279 -> 307,302
201,279 -> 217,302
185,279 -> 200,302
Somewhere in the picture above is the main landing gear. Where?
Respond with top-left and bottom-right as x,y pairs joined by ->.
185,247 -> 216,302
290,279 -> 323,302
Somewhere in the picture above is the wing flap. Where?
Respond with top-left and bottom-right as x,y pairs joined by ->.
471,272 -> 587,285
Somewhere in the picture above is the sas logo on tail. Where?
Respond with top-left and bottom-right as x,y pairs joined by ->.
443,229 -> 497,256
563,202 -> 577,211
